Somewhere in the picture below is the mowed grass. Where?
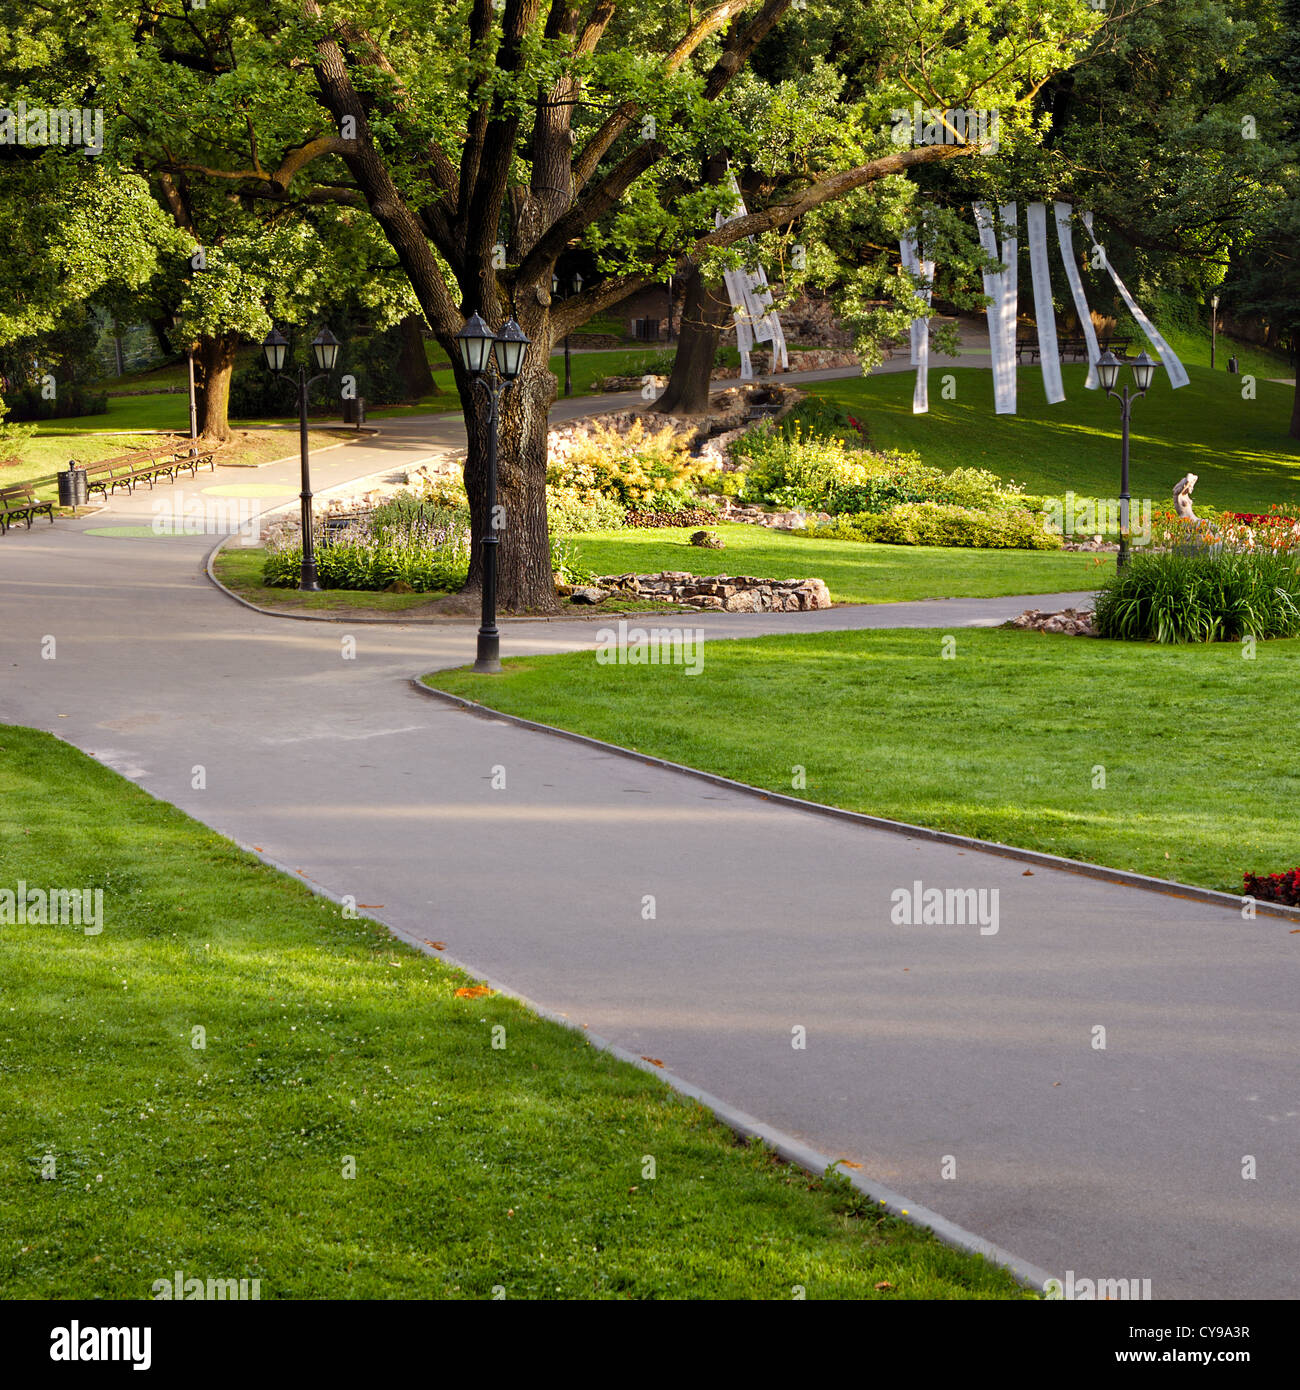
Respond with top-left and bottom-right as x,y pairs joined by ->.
811,363 -> 1300,514
0,726 -> 1026,1300
573,523 -> 1105,604
213,546 -> 456,614
432,627 -> 1300,892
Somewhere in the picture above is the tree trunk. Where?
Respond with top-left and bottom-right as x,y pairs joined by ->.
397,312 -> 437,399
456,340 -> 559,614
1291,366 -> 1300,442
654,262 -> 731,415
194,333 -> 238,442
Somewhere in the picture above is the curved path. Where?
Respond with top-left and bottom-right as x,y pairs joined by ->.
1,399 -> 1296,1302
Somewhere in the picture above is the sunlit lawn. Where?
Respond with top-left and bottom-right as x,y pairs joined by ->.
573,524 -> 1104,604
811,361 -> 1300,515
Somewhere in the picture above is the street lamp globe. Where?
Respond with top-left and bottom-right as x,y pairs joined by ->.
1131,350 -> 1157,393
262,327 -> 289,374
1095,349 -> 1121,392
312,327 -> 340,373
457,313 -> 496,376
493,318 -> 530,381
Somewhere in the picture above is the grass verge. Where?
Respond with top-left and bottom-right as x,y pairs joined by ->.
430,626 -> 1300,892
573,524 -> 1105,604
0,725 -> 1025,1299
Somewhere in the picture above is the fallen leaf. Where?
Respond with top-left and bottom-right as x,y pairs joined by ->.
1053,1081 -> 1061,1087
837,1160 -> 862,1170
1022,869 -> 1034,876
359,903 -> 384,909
424,939 -> 447,950
641,1056 -> 665,1067
875,1281 -> 893,1291
454,984 -> 493,999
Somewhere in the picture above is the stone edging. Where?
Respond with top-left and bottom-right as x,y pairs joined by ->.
411,675 -> 1300,925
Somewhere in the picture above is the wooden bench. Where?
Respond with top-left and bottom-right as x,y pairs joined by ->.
0,484 -> 55,532
83,456 -> 144,498
83,447 -> 215,498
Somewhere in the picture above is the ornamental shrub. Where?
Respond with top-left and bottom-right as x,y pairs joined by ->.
1093,546 -> 1300,642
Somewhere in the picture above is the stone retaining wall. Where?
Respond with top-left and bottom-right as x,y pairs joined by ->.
595,570 -> 831,612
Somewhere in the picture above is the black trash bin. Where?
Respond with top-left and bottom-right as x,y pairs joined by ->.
57,461 -> 88,508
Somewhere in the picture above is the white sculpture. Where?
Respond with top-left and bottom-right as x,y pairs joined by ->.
1173,472 -> 1199,522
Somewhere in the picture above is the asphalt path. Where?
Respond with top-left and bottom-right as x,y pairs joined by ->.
2,378 -> 1294,1301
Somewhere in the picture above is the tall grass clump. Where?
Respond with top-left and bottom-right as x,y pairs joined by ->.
1093,545 -> 1300,643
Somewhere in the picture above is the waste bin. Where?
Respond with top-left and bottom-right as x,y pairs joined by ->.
57,461 -> 87,507
342,396 -> 367,426
1228,356 -> 1240,374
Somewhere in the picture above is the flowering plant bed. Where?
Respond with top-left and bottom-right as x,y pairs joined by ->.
1242,869 -> 1300,907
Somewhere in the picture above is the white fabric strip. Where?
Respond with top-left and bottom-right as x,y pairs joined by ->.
1026,203 -> 1065,404
716,171 -> 789,379
1081,212 -> 1189,390
1053,202 -> 1101,389
997,202 -> 1018,414
974,202 -> 1018,414
900,235 -> 922,366
915,256 -> 934,414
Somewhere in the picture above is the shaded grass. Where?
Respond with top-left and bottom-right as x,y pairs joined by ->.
573,524 -> 1105,604
431,626 -> 1300,892
0,726 -> 1026,1300
810,363 -> 1300,515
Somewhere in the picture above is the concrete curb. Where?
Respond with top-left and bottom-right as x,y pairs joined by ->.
234,837 -> 1053,1295
412,676 -> 1300,925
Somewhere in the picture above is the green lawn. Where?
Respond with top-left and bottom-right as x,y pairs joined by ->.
214,547 -> 457,613
0,725 -> 1025,1300
574,524 -> 1105,604
810,362 -> 1300,515
215,547 -> 699,616
431,626 -> 1300,893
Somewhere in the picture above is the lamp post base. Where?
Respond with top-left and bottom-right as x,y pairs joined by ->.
299,580 -> 323,592
473,631 -> 501,674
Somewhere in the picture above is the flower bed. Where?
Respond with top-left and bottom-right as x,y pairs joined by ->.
1242,869 -> 1300,907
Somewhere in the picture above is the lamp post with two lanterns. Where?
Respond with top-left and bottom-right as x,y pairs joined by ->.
1095,348 -> 1157,569
456,312 -> 531,674
261,325 -> 341,592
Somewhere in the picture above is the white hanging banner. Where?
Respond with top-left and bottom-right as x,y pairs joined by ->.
1026,203 -> 1065,404
717,175 -> 789,380
1053,202 -> 1101,389
974,202 -> 1018,414
1081,211 -> 1189,390
915,256 -> 934,414
900,233 -> 934,413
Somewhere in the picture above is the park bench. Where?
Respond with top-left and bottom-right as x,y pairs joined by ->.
0,484 -> 55,532
83,447 -> 215,498
168,447 -> 216,479
83,456 -> 146,498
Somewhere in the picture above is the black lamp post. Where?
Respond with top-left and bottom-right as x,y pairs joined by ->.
1096,348 -> 1157,569
457,312 -> 530,673
262,325 -> 341,591
552,272 -> 582,396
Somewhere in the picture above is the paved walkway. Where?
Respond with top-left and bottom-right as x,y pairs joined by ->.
2,386 -> 1296,1302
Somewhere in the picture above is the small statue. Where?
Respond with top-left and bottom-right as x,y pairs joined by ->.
1173,472 -> 1199,522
